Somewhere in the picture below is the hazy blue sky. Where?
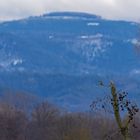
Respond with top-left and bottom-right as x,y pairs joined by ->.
0,0 -> 139,21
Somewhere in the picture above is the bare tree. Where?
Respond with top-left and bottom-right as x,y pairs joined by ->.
27,101 -> 60,140
0,103 -> 28,140
57,113 -> 92,140
91,82 -> 139,140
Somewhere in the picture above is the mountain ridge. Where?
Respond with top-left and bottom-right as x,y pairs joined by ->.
0,11 -> 139,110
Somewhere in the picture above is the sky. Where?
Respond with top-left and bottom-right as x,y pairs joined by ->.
0,0 -> 140,22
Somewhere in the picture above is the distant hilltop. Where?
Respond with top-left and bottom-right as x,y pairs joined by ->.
42,11 -> 101,19
0,10 -> 139,111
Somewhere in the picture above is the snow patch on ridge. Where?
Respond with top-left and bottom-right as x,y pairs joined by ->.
126,38 -> 140,46
0,58 -> 23,68
40,16 -> 97,21
72,34 -> 112,61
0,50 -> 23,71
79,34 -> 103,39
131,39 -> 140,46
130,69 -> 140,75
87,22 -> 100,26
12,59 -> 23,66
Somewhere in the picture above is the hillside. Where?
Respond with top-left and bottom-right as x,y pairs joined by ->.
0,12 -> 139,110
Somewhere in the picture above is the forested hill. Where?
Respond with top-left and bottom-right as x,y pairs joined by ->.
0,12 -> 139,110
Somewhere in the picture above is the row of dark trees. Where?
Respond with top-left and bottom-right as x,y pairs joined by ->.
0,84 -> 139,140
0,97 -> 139,140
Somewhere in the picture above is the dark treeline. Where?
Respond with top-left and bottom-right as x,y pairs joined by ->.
0,91 -> 139,140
